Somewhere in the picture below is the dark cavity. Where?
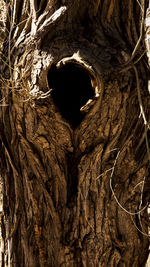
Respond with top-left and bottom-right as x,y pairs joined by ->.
48,62 -> 95,128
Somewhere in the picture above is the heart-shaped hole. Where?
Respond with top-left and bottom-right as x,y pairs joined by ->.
48,62 -> 95,128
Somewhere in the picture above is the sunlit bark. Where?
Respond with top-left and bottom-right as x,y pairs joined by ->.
0,0 -> 150,266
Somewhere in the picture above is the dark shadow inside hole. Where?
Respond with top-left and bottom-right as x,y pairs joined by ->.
48,62 -> 95,128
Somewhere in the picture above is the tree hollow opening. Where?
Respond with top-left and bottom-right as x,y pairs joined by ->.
48,62 -> 95,128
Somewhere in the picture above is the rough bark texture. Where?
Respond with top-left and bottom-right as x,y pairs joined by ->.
0,0 -> 150,266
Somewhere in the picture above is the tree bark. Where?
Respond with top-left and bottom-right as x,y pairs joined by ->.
0,0 -> 150,266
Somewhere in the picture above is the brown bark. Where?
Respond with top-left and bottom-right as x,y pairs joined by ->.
0,0 -> 150,266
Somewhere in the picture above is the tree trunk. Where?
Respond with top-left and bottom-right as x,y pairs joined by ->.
0,0 -> 150,266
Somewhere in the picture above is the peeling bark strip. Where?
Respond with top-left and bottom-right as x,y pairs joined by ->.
0,0 -> 150,266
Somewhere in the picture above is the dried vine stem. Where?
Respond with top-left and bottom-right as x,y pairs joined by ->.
109,151 -> 148,216
120,0 -> 145,69
131,0 -> 145,57
133,65 -> 150,163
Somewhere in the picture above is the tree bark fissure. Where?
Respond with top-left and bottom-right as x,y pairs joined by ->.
0,0 -> 150,266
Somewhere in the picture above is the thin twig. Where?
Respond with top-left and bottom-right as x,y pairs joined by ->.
121,0 -> 145,68
138,176 -> 148,235
110,151 -> 148,216
130,215 -> 150,237
133,65 -> 149,128
133,65 -> 150,163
